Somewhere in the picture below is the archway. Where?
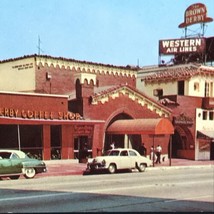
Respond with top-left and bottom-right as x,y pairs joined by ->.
104,113 -> 141,151
105,117 -> 174,157
170,126 -> 194,158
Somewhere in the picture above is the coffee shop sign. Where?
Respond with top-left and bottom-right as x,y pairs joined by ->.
0,107 -> 81,120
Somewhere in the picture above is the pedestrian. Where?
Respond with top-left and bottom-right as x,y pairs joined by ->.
150,146 -> 156,162
110,142 -> 115,149
155,145 -> 162,164
140,143 -> 147,156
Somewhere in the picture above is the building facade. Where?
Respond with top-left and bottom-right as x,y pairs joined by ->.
0,55 -> 173,162
137,63 -> 214,160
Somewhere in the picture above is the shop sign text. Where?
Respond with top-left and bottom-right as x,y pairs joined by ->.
0,107 -> 81,120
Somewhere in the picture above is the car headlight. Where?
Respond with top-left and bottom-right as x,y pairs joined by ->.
101,159 -> 106,165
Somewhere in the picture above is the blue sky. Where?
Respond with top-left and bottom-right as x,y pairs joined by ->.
0,0 -> 214,66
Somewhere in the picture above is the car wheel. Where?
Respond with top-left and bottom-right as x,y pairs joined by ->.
108,164 -> 116,174
9,175 -> 20,180
137,163 -> 146,172
24,168 -> 36,179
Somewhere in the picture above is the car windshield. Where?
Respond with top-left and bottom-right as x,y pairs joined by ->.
106,150 -> 120,156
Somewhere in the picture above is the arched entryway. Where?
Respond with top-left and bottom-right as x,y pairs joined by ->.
104,113 -> 141,151
170,126 -> 194,159
105,117 -> 174,160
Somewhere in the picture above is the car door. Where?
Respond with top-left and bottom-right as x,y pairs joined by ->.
10,153 -> 23,173
0,152 -> 22,175
0,158 -> 13,174
128,150 -> 139,168
119,150 -> 132,169
0,152 -> 15,174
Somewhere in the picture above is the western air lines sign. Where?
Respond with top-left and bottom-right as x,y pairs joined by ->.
159,38 -> 206,55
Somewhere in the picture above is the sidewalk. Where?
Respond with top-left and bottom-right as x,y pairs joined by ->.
39,158 -> 214,178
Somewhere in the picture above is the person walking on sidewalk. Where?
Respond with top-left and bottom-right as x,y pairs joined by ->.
155,145 -> 162,164
150,146 -> 156,163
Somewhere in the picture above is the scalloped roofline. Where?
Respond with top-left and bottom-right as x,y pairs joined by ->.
0,54 -> 139,71
91,84 -> 172,116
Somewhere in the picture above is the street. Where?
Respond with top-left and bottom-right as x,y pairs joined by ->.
0,167 -> 213,212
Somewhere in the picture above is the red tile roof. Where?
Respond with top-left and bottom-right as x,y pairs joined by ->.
141,64 -> 214,83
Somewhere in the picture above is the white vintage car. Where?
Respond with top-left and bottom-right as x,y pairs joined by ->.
86,148 -> 152,174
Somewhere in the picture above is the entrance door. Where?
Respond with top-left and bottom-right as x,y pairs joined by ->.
74,136 -> 92,163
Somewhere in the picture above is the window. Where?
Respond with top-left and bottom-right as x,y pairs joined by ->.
204,82 -> 210,97
209,112 -> 214,120
120,150 -> 128,156
203,111 -> 208,120
153,89 -> 163,97
129,150 -> 137,156
194,82 -> 199,92
178,81 -> 184,95
11,153 -> 19,159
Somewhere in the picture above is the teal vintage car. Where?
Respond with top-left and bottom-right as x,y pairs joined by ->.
0,150 -> 47,180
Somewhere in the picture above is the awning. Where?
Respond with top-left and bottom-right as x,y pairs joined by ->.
197,130 -> 214,140
106,118 -> 174,135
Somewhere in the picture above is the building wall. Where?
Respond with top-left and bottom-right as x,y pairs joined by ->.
84,93 -> 161,121
0,92 -> 69,120
35,56 -> 137,95
139,77 -> 214,100
0,57 -> 35,92
187,75 -> 214,97
138,80 -> 178,101
195,108 -> 214,160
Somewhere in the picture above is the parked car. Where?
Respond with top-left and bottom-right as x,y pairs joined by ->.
86,148 -> 152,174
0,150 -> 47,179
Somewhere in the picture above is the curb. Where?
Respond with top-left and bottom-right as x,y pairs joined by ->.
146,164 -> 214,171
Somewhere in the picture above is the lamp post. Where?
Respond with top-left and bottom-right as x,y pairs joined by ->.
169,135 -> 172,166
152,135 -> 155,167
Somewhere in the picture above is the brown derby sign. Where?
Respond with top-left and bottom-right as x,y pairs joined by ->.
179,3 -> 213,28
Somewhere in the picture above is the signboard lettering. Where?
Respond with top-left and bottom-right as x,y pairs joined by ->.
179,3 -> 213,28
0,107 -> 81,120
159,38 -> 205,55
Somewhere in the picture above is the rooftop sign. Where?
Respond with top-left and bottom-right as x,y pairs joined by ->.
159,37 -> 206,55
179,3 -> 213,28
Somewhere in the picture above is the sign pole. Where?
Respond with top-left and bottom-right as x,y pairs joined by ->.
17,124 -> 21,151
169,135 -> 172,166
153,135 -> 155,167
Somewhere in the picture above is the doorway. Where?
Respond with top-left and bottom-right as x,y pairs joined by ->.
74,136 -> 92,163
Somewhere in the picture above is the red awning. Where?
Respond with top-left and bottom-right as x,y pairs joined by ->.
106,118 -> 174,135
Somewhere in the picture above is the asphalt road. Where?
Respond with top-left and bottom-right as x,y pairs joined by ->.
0,166 -> 213,212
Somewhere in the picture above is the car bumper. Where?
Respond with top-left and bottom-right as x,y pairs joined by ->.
86,163 -> 107,171
36,166 -> 47,173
